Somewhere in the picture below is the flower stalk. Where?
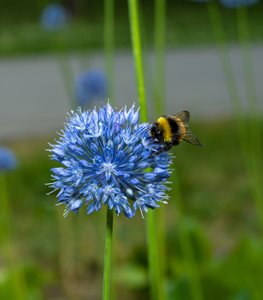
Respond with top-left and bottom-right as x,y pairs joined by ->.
102,0 -> 115,296
102,208 -> 114,300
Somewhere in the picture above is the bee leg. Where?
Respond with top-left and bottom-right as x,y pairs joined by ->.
162,143 -> 173,152
171,135 -> 180,146
152,143 -> 173,156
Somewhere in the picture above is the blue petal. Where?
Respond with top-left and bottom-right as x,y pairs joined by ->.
144,173 -> 157,181
70,200 -> 82,211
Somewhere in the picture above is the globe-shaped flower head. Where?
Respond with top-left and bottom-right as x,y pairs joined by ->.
0,147 -> 17,171
49,104 -> 172,218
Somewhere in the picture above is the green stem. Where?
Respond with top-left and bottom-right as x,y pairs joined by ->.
236,7 -> 263,233
236,8 -> 258,115
207,2 -> 248,177
236,7 -> 260,156
207,3 -> 243,119
154,0 -> 167,298
56,52 -> 77,300
57,211 -> 76,300
171,171 -> 204,300
104,0 -> 115,102
102,208 -> 114,300
147,211 -> 163,300
208,5 -> 263,297
0,174 -> 9,244
0,174 -> 27,300
155,208 -> 166,299
128,1 -> 164,299
128,0 -> 147,123
154,0 -> 166,114
208,2 -> 263,231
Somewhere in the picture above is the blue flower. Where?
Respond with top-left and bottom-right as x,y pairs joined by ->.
75,70 -> 107,107
49,104 -> 172,218
190,0 -> 211,3
0,147 -> 17,171
41,4 -> 70,31
219,0 -> 258,8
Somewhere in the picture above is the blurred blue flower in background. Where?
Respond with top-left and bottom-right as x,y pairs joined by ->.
219,0 -> 258,8
0,147 -> 17,171
75,70 -> 108,107
190,0 -> 211,3
41,4 -> 70,31
49,104 -> 171,218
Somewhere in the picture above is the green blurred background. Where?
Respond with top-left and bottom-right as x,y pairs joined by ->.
0,0 -> 263,299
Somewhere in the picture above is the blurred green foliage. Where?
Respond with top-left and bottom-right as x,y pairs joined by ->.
1,1 -> 263,299
2,119 -> 262,299
0,1 -> 263,55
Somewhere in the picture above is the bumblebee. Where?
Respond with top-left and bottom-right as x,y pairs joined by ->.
150,110 -> 201,154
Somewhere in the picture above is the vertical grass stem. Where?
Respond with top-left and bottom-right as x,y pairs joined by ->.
154,0 -> 167,298
128,0 -> 147,122
104,0 -> 115,102
128,0 -> 164,299
236,7 -> 263,229
154,0 -> 166,114
208,2 -> 263,230
172,171 -> 203,300
0,174 -> 27,300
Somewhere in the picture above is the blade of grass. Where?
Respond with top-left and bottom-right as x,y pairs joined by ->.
128,0 -> 147,122
128,1 -> 163,299
207,2 -> 249,201
236,7 -> 261,157
208,2 -> 263,230
154,0 -> 166,114
170,170 -> 204,300
57,210 -> 76,300
236,7 -> 263,231
207,2 -> 245,135
154,0 -> 167,299
208,4 -> 263,298
104,0 -> 115,102
55,38 -> 78,299
0,174 -> 27,300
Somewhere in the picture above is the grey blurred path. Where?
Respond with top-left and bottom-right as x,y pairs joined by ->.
0,45 -> 262,139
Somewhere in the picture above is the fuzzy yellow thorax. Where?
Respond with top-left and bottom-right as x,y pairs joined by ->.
157,117 -> 172,142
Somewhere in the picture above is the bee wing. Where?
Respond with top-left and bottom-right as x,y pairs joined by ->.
173,110 -> 190,123
182,129 -> 201,146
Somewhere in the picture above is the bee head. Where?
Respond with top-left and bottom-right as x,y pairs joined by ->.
150,122 -> 164,142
